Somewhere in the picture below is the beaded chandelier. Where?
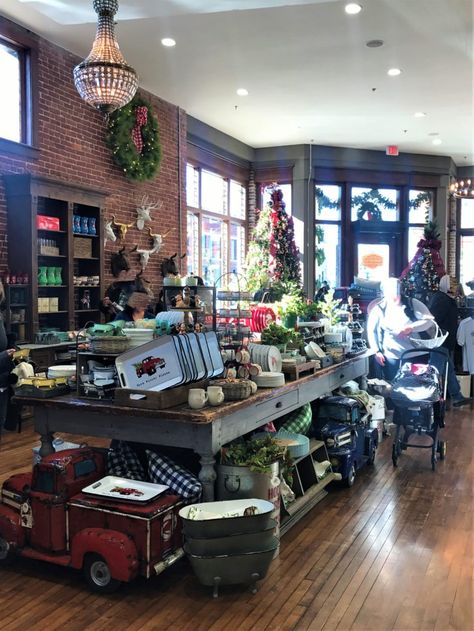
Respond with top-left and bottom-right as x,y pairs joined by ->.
73,0 -> 138,115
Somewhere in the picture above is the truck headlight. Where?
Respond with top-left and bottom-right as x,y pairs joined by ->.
326,438 -> 335,446
330,457 -> 339,468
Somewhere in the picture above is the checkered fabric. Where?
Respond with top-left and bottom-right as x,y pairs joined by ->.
146,449 -> 202,503
280,403 -> 312,435
107,441 -> 146,481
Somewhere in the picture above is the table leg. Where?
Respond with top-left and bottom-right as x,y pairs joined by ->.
39,432 -> 55,458
197,452 -> 217,502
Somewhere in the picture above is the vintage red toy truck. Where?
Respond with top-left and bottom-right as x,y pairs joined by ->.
0,447 -> 184,592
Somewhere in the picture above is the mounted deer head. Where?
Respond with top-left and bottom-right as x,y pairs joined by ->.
110,246 -> 131,277
112,215 -> 134,241
104,218 -> 117,246
136,195 -> 162,231
160,253 -> 186,277
148,227 -> 172,254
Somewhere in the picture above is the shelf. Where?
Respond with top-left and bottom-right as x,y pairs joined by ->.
38,285 -> 68,289
291,439 -> 325,466
72,233 -> 98,238
6,284 -> 29,288
38,254 -> 67,259
74,256 -> 99,261
10,303 -> 28,307
38,310 -> 68,314
74,285 -> 100,289
10,321 -> 29,325
38,229 -> 67,234
280,473 -> 338,536
75,309 -> 100,313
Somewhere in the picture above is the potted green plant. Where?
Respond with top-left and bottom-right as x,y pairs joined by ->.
261,322 -> 293,351
275,286 -> 304,329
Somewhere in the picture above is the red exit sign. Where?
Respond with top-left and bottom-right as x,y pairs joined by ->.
386,145 -> 399,156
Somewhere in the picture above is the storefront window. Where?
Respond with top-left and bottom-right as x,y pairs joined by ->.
408,226 -> 425,261
459,234 -> 474,295
186,163 -> 247,284
0,40 -> 21,143
351,187 -> 399,222
315,184 -> 342,290
460,198 -> 474,229
409,190 -> 433,224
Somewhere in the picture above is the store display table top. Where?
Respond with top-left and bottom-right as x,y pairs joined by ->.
18,351 -> 372,503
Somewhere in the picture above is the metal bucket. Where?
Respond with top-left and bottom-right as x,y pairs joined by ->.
217,463 -> 280,555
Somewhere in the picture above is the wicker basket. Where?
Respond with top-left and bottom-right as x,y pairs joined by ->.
90,336 -> 130,354
210,379 -> 253,401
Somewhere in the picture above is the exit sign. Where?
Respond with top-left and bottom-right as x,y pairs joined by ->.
386,145 -> 399,156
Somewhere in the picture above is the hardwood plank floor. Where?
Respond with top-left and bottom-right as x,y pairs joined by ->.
0,406 -> 472,631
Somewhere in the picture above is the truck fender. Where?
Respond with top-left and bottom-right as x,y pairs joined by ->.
0,505 -> 26,548
70,528 -> 139,582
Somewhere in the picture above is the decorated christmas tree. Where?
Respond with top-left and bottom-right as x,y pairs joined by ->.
245,184 -> 302,298
400,220 -> 446,303
267,184 -> 302,291
245,204 -> 273,294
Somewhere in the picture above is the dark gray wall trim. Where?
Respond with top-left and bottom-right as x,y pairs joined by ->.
457,166 -> 474,178
187,116 -> 254,165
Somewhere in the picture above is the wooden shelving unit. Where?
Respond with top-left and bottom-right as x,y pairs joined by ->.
3,175 -> 108,341
281,438 -> 337,535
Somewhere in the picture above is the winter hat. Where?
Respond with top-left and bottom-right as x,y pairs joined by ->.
439,275 -> 450,294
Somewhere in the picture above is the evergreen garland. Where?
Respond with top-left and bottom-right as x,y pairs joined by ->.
106,95 -> 161,182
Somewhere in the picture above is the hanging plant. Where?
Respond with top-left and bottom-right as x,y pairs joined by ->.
106,95 -> 161,182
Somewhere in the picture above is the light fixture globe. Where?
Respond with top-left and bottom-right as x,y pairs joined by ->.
73,0 -> 138,114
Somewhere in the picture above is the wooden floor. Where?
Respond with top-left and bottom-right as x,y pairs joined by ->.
0,407 -> 473,631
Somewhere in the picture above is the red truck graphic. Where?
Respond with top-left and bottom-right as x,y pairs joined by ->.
134,356 -> 166,378
0,448 -> 183,592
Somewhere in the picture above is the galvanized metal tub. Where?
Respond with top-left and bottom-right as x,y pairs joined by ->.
179,498 -> 274,538
185,520 -> 276,556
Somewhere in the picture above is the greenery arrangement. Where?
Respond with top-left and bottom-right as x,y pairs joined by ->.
317,289 -> 342,326
221,435 -> 290,474
106,94 -> 161,182
261,322 -> 294,346
275,282 -> 305,320
300,301 -> 321,321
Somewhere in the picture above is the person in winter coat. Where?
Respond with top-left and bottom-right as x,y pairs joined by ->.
0,282 -> 16,436
427,275 -> 458,356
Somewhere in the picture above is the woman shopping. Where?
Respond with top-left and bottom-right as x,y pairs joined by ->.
367,278 -> 471,406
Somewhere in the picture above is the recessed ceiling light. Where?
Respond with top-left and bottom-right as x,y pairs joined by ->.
414,112 -> 427,118
345,3 -> 362,14
161,38 -> 176,47
366,39 -> 384,48
432,138 -> 442,145
387,68 -> 402,76
236,88 -> 249,97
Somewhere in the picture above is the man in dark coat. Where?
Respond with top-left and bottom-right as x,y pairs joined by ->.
428,275 -> 458,354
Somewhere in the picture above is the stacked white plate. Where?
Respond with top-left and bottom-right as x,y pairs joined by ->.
248,344 -> 282,373
125,328 -> 155,349
48,365 -> 76,379
252,371 -> 285,388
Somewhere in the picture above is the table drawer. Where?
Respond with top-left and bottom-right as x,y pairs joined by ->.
328,362 -> 361,391
254,389 -> 299,421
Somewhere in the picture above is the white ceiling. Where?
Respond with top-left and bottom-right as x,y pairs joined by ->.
1,0 -> 473,165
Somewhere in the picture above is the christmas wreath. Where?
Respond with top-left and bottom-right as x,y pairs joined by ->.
106,95 -> 161,182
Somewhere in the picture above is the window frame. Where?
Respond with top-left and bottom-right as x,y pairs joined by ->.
315,182 -> 344,289
186,162 -> 248,285
456,197 -> 474,293
0,16 -> 39,156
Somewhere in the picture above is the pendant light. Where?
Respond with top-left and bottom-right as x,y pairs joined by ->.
73,0 -> 138,115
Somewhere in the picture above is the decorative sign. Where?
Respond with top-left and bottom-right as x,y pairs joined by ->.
386,145 -> 399,156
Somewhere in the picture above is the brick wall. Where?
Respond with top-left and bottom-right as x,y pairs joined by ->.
0,36 -> 187,300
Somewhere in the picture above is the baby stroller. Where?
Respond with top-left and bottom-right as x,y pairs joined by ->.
391,347 -> 448,471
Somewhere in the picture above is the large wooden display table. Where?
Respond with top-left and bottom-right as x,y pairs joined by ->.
18,352 -> 371,506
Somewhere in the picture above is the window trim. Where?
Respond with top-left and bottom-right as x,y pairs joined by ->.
0,16 -> 39,155
455,198 -> 474,289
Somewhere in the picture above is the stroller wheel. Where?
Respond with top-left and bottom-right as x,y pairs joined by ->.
392,444 -> 398,467
437,440 -> 447,460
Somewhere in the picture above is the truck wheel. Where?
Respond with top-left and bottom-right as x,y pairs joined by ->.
345,464 -> 356,488
83,554 -> 121,593
0,537 -> 15,565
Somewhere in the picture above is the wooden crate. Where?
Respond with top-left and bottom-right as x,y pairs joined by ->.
115,380 -> 208,410
74,237 -> 92,258
281,360 -> 320,381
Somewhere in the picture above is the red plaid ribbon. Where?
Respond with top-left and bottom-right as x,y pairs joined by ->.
131,105 -> 148,153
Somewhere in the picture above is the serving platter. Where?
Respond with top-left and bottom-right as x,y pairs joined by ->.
82,476 -> 169,503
